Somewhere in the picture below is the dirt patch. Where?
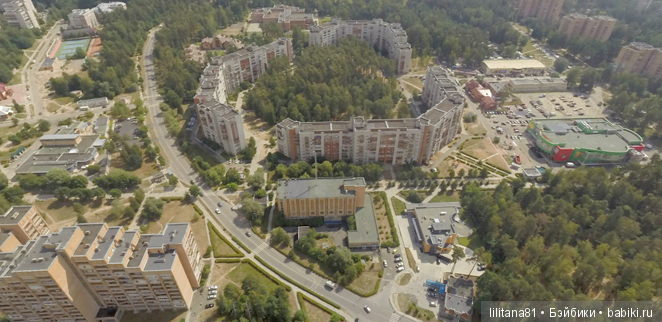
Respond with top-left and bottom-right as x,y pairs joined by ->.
397,273 -> 412,286
461,138 -> 498,161
347,259 -> 381,295
485,153 -> 511,171
372,196 -> 393,243
83,198 -> 132,227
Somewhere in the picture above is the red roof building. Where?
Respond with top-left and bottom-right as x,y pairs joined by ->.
0,83 -> 13,100
480,96 -> 497,110
465,79 -> 481,91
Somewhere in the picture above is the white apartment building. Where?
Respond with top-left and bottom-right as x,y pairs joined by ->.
196,102 -> 246,155
276,67 -> 463,165
194,38 -> 292,154
2,0 -> 38,29
0,222 -> 202,322
67,8 -> 98,29
308,18 -> 412,74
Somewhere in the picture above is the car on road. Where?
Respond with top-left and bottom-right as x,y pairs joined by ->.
215,208 -> 221,214
245,232 -> 252,237
396,266 -> 404,272
325,280 -> 336,289
205,303 -> 215,309
364,306 -> 371,313
382,260 -> 388,268
218,202 -> 223,207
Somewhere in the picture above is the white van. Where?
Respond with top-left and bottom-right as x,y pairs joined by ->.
566,162 -> 576,168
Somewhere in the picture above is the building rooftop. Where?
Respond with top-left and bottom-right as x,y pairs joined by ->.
108,231 -> 137,264
482,59 -> 546,69
17,134 -> 101,174
347,196 -> 379,245
530,118 -> 643,152
408,202 -> 459,247
444,276 -> 474,315
91,226 -> 122,260
41,57 -> 57,68
40,134 -> 80,141
74,223 -> 105,256
14,226 -> 79,273
277,177 -> 365,200
0,206 -> 35,225
509,78 -> 566,85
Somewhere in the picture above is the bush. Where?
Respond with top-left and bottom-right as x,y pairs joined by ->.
193,204 -> 203,216
203,246 -> 212,258
374,192 -> 399,248
232,236 -> 252,254
241,258 -> 291,291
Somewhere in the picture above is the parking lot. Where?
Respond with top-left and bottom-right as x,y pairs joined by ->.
113,119 -> 141,145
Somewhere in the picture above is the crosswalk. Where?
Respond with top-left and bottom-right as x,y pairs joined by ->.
309,277 -> 324,289
253,242 -> 268,254
389,312 -> 403,322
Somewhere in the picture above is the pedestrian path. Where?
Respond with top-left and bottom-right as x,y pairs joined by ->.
253,242 -> 269,254
389,312 -> 404,322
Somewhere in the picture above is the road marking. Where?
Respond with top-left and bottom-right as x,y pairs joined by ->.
389,312 -> 403,322
254,242 -> 268,254
310,277 -> 323,289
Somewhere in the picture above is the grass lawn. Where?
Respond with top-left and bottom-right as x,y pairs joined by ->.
403,83 -> 420,94
397,273 -> 412,286
110,153 -> 159,179
403,77 -> 424,89
35,199 -> 79,224
301,298 -> 332,322
46,103 -> 61,113
347,259 -> 381,295
226,263 -> 280,293
54,97 -> 74,105
429,191 -> 460,203
485,154 -> 511,172
457,237 -> 470,247
396,294 -> 436,320
120,309 -> 186,322
461,137 -> 497,161
397,190 -> 430,200
512,23 -> 529,34
145,201 -> 208,253
209,224 -> 241,257
405,248 -> 417,270
392,197 -> 406,215
83,198 -> 132,227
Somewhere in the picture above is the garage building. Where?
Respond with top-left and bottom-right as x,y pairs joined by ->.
481,59 -> 546,76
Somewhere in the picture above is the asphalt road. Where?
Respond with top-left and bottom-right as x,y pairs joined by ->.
141,28 -> 415,322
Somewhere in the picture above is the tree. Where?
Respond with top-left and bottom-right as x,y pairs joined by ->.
108,199 -> 125,218
458,169 -> 466,178
163,90 -> 182,110
73,202 -> 85,215
120,144 -> 143,170
87,164 -> 101,174
109,189 -> 122,199
189,185 -> 201,198
94,170 -> 141,189
291,26 -> 305,55
255,188 -> 266,198
226,183 -> 238,192
269,136 -> 276,148
246,168 -> 265,189
450,245 -> 466,274
142,197 -> 164,221
2,186 -> 24,203
38,119 -> 50,132
396,100 -> 411,118
566,68 -> 581,87
224,168 -> 242,185
270,227 -> 290,246
554,57 -> 569,73
241,198 -> 264,224
405,190 -> 424,203
168,175 -> 178,186
110,102 -> 131,119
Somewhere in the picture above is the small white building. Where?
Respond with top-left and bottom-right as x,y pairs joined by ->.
506,78 -> 567,92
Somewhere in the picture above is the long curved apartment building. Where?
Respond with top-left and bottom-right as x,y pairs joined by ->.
308,18 -> 412,74
276,66 -> 464,165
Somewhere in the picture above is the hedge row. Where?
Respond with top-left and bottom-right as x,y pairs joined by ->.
297,292 -> 345,321
207,222 -> 244,257
241,258 -> 291,291
374,192 -> 399,248
254,255 -> 341,309
193,204 -> 204,216
232,236 -> 252,254
160,196 -> 185,202
215,258 -> 242,263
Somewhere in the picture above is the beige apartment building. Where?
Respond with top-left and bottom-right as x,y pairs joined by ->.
194,38 -> 292,154
67,8 -> 98,29
308,18 -> 412,74
517,0 -> 565,22
2,0 -> 39,29
0,222 -> 202,322
615,42 -> 662,80
276,66 -> 463,165
0,206 -> 51,248
558,13 -> 616,42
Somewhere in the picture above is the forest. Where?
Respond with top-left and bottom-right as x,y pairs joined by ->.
245,37 -> 401,125
466,160 -> 662,314
0,25 -> 41,83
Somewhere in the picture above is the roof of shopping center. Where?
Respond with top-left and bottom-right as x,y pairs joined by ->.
530,118 -> 643,152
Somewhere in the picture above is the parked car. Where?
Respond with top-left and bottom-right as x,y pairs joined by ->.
364,306 -> 371,313
382,260 -> 388,268
394,257 -> 403,263
205,303 -> 215,309
396,262 -> 404,268
396,267 -> 404,272
218,202 -> 223,207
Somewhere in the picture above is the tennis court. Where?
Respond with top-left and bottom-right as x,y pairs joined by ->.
55,39 -> 91,59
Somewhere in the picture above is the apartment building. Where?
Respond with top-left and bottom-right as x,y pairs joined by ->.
195,37 -> 293,106
67,8 -> 98,29
276,67 -> 463,165
0,222 -> 202,322
2,0 -> 39,29
517,0 -> 565,22
0,206 -> 51,247
615,42 -> 662,80
196,101 -> 246,155
558,13 -> 616,42
250,5 -> 315,31
308,18 -> 412,74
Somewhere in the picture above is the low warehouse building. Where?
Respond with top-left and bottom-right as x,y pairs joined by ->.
507,78 -> 567,92
16,134 -> 104,174
481,59 -> 546,76
40,57 -> 58,71
527,118 -> 645,165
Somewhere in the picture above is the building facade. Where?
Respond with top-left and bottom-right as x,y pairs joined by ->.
0,222 -> 202,322
2,0 -> 39,29
250,5 -> 315,31
506,78 -> 567,92
517,0 -> 565,21
615,42 -> 662,80
196,102 -> 246,155
0,206 -> 51,246
308,18 -> 412,74
67,8 -> 98,29
480,59 -> 546,76
276,67 -> 463,165
558,14 -> 616,42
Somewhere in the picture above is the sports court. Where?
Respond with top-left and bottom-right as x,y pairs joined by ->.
55,39 -> 91,59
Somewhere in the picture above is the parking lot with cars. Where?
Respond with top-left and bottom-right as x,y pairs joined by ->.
113,119 -> 141,145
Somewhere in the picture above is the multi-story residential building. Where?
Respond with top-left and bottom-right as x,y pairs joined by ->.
615,42 -> 662,80
250,5 -> 315,31
0,206 -> 51,247
194,38 -> 292,154
0,222 -> 202,322
275,177 -> 380,249
276,66 -> 464,165
196,102 -> 246,155
67,8 -> 98,29
558,13 -> 616,42
517,0 -> 565,22
2,0 -> 39,29
308,18 -> 412,74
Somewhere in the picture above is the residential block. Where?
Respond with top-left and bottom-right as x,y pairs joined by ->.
615,42 -> 662,80
0,206 -> 51,248
0,222 -> 202,322
276,67 -> 463,165
196,101 -> 246,155
250,5 -> 315,31
308,18 -> 412,74
2,0 -> 39,29
517,0 -> 565,22
558,13 -> 616,42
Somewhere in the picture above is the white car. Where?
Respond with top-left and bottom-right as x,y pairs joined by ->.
215,208 -> 221,214
208,295 -> 216,300
209,286 -> 218,290
382,260 -> 387,268
394,257 -> 403,263
396,262 -> 404,268
396,266 -> 404,272
364,305 -> 371,313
